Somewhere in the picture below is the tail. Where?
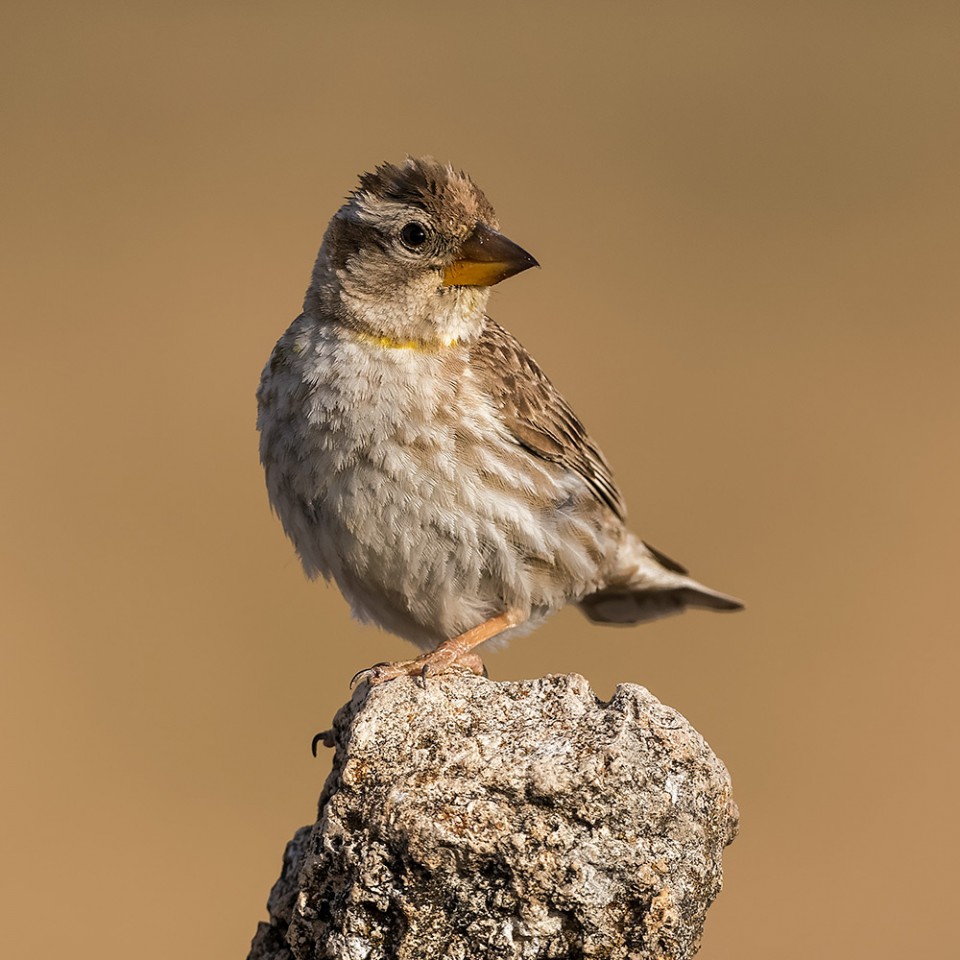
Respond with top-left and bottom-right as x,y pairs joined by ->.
578,535 -> 744,626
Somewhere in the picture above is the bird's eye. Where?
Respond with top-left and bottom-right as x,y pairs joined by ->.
399,222 -> 428,250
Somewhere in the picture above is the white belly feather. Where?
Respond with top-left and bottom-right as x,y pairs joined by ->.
259,324 -> 606,647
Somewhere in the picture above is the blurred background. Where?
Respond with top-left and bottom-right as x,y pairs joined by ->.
2,2 -> 958,957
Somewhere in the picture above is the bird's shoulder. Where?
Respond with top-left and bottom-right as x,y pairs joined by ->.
468,318 -> 626,520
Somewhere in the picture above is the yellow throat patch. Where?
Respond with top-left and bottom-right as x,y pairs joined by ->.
354,331 -> 459,352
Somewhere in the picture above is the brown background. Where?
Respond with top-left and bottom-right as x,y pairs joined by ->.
2,2 -> 958,957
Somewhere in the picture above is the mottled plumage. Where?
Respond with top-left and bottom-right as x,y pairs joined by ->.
470,319 -> 625,520
257,158 -> 742,681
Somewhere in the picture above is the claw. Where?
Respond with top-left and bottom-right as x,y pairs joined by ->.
311,729 -> 333,757
350,661 -> 390,689
418,664 -> 429,689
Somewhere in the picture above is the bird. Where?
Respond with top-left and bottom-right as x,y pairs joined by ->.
257,157 -> 742,685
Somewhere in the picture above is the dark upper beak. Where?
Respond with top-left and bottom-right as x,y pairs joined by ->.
442,223 -> 539,287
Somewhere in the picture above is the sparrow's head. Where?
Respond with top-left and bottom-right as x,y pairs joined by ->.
308,157 -> 538,345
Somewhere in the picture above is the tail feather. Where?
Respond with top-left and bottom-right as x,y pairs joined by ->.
578,535 -> 744,626
579,582 -> 743,625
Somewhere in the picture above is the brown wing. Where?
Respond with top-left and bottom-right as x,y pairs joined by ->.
469,319 -> 626,521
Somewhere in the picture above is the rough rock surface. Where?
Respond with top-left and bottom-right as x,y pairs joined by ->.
249,673 -> 737,960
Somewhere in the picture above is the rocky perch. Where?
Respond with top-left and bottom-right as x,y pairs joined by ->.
248,673 -> 737,960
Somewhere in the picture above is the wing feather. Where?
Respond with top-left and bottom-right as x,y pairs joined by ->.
469,319 -> 626,521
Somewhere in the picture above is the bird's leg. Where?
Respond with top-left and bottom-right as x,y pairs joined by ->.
350,610 -> 524,688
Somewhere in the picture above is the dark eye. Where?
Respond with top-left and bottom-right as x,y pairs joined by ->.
399,221 -> 428,250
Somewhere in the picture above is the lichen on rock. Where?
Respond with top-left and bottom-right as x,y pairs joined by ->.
249,673 -> 737,960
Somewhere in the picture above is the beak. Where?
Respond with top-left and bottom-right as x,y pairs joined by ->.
442,223 -> 539,287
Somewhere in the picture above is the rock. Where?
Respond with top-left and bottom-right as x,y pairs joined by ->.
249,673 -> 737,960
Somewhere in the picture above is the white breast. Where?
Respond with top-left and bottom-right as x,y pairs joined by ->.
259,322 -> 606,647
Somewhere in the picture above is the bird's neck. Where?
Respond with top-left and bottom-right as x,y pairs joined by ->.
309,272 -> 490,351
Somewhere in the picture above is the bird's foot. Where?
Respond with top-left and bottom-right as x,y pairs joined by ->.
349,610 -> 523,689
350,648 -> 486,689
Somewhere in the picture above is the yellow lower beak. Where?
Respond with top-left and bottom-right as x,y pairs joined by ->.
442,223 -> 539,287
